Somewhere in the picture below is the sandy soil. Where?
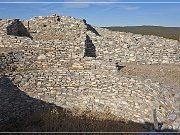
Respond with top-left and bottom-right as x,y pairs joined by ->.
121,63 -> 180,93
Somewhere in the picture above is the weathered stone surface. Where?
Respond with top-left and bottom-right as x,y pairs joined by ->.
0,14 -> 179,131
37,54 -> 46,60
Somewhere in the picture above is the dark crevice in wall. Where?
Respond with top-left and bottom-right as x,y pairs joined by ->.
0,75 -> 58,125
84,35 -> 96,58
115,62 -> 125,71
6,19 -> 33,39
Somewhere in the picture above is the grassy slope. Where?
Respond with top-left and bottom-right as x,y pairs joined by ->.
103,26 -> 180,41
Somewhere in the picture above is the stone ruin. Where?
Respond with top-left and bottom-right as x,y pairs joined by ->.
0,14 -> 179,131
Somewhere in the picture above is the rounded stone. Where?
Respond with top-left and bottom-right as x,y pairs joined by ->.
168,113 -> 177,121
37,54 -> 46,60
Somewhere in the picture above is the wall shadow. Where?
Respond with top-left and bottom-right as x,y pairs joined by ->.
84,35 -> 96,58
0,75 -> 178,133
0,75 -> 59,126
83,19 -> 101,36
6,19 -> 33,39
116,62 -> 125,71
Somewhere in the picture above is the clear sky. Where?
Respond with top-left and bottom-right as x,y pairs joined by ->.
0,0 -> 180,27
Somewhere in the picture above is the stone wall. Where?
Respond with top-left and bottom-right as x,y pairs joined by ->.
0,14 -> 179,130
87,27 -> 180,64
22,14 -> 86,41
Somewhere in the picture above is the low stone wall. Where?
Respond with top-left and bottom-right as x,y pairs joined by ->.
1,61 -> 177,129
6,19 -> 31,38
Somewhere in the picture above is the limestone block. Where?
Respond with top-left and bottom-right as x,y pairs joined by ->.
37,54 -> 46,60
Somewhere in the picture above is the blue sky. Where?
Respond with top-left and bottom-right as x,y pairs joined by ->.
0,0 -> 180,27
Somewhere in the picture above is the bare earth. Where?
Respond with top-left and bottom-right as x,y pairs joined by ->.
121,63 -> 180,93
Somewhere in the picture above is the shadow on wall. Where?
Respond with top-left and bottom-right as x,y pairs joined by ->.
0,75 -> 58,125
6,19 -> 33,39
83,19 -> 101,36
0,75 -> 178,132
84,35 -> 96,58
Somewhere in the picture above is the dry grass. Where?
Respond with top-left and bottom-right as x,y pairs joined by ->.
0,107 -> 148,133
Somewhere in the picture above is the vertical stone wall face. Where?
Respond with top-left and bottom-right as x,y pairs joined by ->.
0,15 -> 179,130
87,27 -> 180,64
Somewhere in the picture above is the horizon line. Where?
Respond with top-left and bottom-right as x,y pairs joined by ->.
1,2 -> 180,4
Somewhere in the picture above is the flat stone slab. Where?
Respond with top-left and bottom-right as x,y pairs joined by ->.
168,113 -> 177,121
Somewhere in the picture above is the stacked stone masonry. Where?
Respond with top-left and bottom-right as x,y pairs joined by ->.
0,14 -> 179,130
